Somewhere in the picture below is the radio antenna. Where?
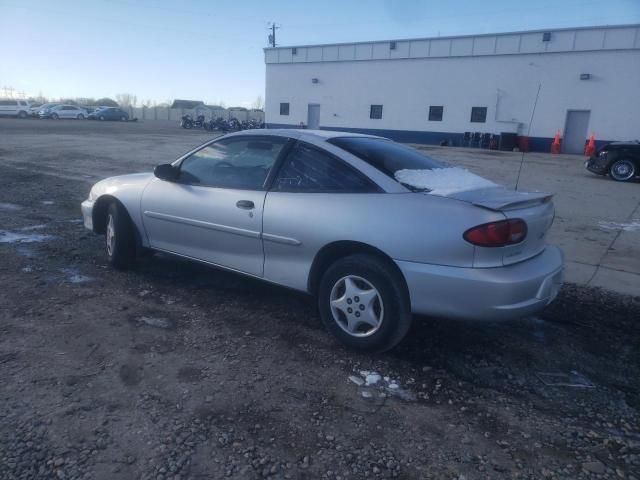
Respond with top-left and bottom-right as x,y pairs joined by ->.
515,83 -> 542,191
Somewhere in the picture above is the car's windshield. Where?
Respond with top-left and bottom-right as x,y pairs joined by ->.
328,136 -> 446,188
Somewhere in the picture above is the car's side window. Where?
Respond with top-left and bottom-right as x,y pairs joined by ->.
178,137 -> 286,190
271,143 -> 378,193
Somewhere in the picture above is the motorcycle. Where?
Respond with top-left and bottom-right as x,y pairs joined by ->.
180,114 -> 206,129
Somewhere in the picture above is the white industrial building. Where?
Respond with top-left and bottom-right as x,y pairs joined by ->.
264,24 -> 640,153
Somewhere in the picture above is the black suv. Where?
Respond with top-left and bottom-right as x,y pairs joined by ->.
586,141 -> 640,182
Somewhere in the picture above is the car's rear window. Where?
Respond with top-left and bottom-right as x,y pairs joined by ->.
328,137 -> 445,179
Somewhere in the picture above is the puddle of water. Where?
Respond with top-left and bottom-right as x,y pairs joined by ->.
0,203 -> 22,211
15,246 -> 37,257
536,371 -> 595,388
598,221 -> 640,232
0,230 -> 53,244
349,370 -> 416,401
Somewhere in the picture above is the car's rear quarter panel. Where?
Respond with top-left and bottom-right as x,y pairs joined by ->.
262,192 -> 503,292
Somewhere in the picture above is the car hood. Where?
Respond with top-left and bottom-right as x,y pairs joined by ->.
89,172 -> 154,200
602,141 -> 640,150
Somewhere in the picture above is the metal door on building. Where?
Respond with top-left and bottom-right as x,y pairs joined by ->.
563,110 -> 590,154
307,104 -> 320,130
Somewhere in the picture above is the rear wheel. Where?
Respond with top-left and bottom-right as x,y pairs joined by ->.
18,111 -> 27,119
105,202 -> 136,269
609,159 -> 636,182
318,254 -> 412,352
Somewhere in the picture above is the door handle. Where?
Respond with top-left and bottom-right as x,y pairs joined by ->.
236,200 -> 254,210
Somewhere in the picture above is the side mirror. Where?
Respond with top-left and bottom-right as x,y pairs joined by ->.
154,163 -> 178,182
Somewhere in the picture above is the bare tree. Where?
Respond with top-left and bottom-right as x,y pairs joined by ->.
115,93 -> 138,108
252,96 -> 264,110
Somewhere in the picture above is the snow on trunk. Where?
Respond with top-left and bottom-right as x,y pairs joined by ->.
394,167 -> 497,196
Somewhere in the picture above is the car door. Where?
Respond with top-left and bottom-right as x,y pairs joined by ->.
262,141 -> 381,290
141,135 -> 289,276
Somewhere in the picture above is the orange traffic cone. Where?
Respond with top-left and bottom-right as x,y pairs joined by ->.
550,130 -> 561,154
584,134 -> 596,156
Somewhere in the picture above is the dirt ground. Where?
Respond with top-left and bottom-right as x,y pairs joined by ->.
1,119 -> 639,480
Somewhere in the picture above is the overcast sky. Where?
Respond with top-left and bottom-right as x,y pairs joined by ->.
2,0 -> 639,107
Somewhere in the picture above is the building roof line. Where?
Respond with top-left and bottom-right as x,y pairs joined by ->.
263,23 -> 640,51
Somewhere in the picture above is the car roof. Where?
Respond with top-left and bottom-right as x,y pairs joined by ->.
224,128 -> 386,142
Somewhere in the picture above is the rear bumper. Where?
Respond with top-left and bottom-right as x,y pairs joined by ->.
396,245 -> 564,320
81,200 -> 94,231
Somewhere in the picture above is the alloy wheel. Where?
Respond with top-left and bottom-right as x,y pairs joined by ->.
330,275 -> 384,337
610,160 -> 635,181
106,214 -> 116,257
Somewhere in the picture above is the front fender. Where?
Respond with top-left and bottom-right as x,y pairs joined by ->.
86,173 -> 154,245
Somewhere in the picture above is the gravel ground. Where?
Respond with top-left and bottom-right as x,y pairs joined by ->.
1,120 -> 639,479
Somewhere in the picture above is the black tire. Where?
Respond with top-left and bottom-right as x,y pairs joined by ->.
18,111 -> 27,119
105,202 -> 136,269
120,116 -> 127,121
318,254 -> 412,352
77,114 -> 84,120
51,113 -> 59,120
99,115 -> 105,121
609,159 -> 636,182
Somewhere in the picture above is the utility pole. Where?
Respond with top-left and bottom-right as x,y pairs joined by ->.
267,22 -> 279,47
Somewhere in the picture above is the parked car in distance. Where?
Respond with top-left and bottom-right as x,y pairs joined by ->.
87,107 -> 129,121
32,103 -> 59,118
39,104 -> 87,120
28,103 -> 42,116
0,99 -> 31,118
81,129 -> 564,351
586,141 -> 640,182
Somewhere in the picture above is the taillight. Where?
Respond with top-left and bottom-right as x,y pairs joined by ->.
463,219 -> 527,247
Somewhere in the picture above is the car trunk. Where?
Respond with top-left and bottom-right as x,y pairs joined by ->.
441,187 -> 555,267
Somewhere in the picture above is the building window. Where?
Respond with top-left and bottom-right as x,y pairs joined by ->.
280,103 -> 290,116
470,107 -> 487,123
428,106 -> 443,122
369,105 -> 383,119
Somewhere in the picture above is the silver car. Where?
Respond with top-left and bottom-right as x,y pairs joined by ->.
81,129 -> 563,351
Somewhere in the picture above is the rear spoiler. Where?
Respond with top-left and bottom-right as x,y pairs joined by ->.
444,187 -> 554,211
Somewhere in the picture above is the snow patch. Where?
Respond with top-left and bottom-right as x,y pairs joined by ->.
20,224 -> 47,231
0,230 -> 53,244
0,203 -> 22,211
598,221 -> 640,232
395,167 -> 496,196
350,370 -> 415,401
60,267 -> 93,284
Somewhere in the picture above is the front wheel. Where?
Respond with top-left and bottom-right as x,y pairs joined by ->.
609,159 -> 636,182
318,254 -> 412,352
51,113 -> 59,120
105,202 -> 136,269
99,115 -> 105,121
18,111 -> 27,119
120,116 -> 127,121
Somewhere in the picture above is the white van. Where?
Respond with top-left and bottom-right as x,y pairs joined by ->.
0,99 -> 30,118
